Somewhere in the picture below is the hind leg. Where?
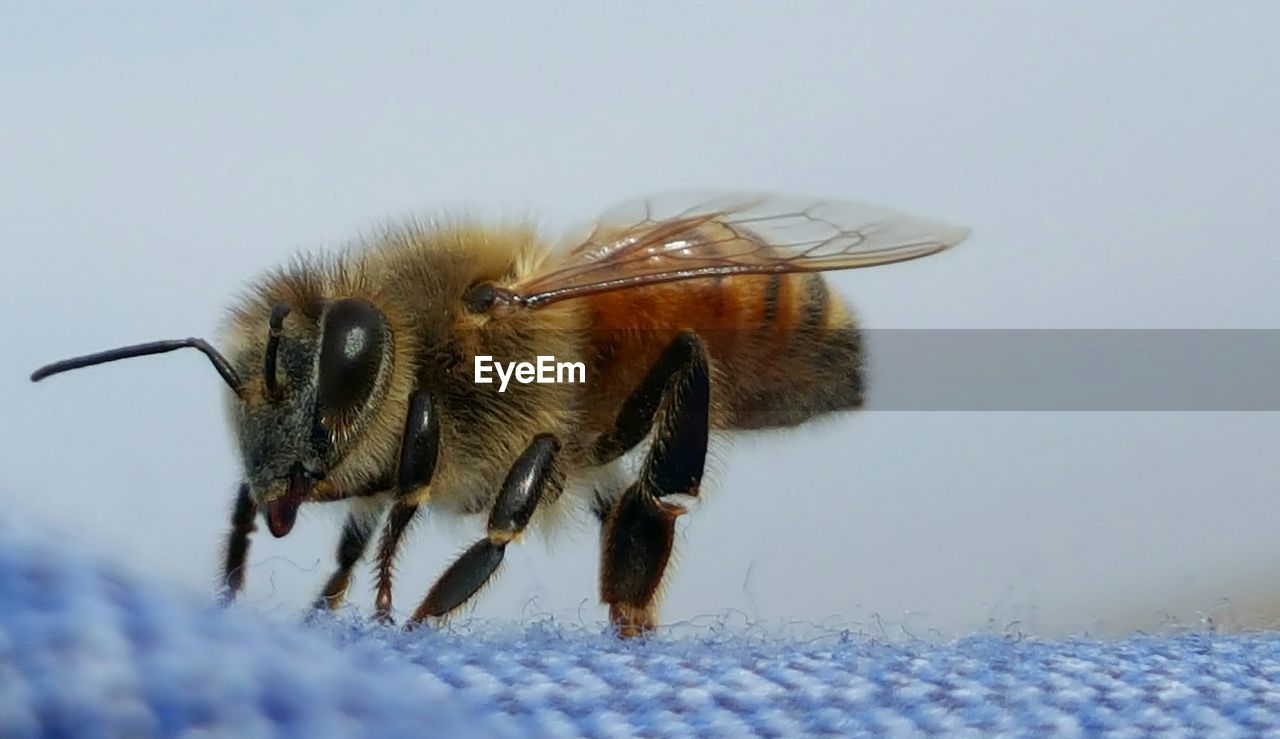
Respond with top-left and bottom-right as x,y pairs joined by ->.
598,332 -> 710,637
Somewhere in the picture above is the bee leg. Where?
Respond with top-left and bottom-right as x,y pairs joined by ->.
372,503 -> 419,624
600,332 -> 710,638
588,330 -> 707,466
218,483 -> 256,605
398,387 -> 440,495
371,386 -> 439,623
407,434 -> 562,625
312,499 -> 386,611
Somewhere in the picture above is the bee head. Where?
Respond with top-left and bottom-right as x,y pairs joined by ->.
30,295 -> 394,539
225,296 -> 392,536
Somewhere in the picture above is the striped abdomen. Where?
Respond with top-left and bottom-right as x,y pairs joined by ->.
581,267 -> 864,433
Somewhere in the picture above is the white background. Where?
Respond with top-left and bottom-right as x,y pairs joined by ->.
2,3 -> 1277,638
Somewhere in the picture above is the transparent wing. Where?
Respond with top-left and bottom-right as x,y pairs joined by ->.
511,191 -> 970,308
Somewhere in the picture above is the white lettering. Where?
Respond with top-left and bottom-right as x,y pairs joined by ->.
558,360 -> 585,384
495,360 -> 516,393
476,355 -> 585,391
536,355 -> 554,383
474,355 -> 494,384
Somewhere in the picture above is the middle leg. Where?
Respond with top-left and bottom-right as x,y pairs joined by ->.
372,502 -> 419,624
407,433 -> 562,625
369,384 -> 439,622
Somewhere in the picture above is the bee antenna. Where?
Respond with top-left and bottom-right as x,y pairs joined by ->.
30,338 -> 244,396
263,303 -> 291,402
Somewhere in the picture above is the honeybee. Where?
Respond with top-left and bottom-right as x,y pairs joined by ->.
31,192 -> 967,636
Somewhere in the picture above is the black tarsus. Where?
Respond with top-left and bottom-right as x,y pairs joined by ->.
410,434 -> 560,623
219,483 -> 257,604
397,389 -> 440,496
488,434 -> 560,536
412,539 -> 506,622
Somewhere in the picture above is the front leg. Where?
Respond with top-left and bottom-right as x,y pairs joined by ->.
407,434 -> 561,625
312,498 -> 387,611
218,483 -> 256,604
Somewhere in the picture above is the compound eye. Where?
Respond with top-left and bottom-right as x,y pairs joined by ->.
317,298 -> 387,421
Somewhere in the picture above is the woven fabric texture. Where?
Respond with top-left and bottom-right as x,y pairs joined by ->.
2,514 -> 1278,738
